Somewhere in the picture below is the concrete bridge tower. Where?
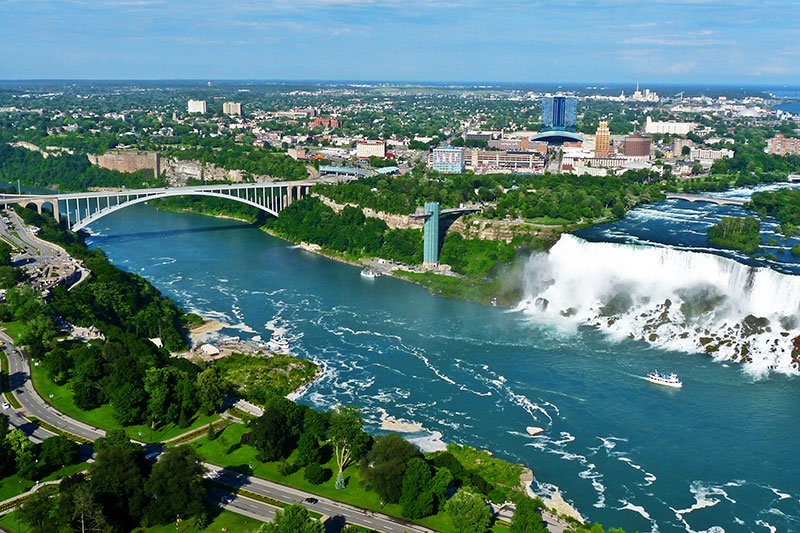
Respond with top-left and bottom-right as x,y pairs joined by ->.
423,202 -> 440,265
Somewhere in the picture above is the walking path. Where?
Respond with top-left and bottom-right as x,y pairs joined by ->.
0,329 -> 434,532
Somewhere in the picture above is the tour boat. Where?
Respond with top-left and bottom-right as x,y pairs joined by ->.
526,426 -> 545,436
360,268 -> 379,279
268,332 -> 290,354
646,370 -> 683,388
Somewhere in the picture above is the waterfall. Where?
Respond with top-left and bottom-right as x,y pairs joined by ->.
518,234 -> 800,375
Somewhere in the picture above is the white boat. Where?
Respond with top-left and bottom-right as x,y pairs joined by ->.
267,332 -> 290,354
360,268 -> 379,279
646,370 -> 683,388
526,426 -> 545,436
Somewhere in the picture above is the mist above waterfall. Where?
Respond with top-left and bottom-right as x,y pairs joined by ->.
518,234 -> 800,376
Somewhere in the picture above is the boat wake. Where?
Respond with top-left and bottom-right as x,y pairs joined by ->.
518,235 -> 800,376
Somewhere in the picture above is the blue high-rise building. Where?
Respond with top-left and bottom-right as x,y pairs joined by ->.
541,95 -> 577,132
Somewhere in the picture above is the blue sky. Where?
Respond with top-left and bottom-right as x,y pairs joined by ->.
1,0 -> 798,84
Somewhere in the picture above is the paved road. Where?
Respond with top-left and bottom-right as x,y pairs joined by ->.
206,486 -> 279,523
207,465 -> 430,533
2,332 -> 107,442
2,332 -> 432,533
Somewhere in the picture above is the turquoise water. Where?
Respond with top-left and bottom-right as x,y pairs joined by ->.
775,101 -> 800,115
84,203 -> 800,532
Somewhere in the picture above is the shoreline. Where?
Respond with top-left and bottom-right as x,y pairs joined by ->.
155,206 -> 588,524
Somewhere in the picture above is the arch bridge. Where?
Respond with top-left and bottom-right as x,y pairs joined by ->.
0,181 -> 316,231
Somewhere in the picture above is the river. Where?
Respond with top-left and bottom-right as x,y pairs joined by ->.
82,190 -> 800,532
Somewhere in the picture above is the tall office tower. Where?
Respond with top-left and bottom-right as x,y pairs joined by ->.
595,121 -> 611,157
541,95 -> 577,131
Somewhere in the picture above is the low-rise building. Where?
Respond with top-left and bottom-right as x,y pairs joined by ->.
645,116 -> 696,135
624,133 -> 651,158
689,147 -> 734,162
287,147 -> 307,160
356,140 -> 386,159
309,116 -> 342,129
488,138 -> 529,151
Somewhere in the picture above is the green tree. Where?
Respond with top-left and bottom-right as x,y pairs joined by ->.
195,367 -> 226,415
329,406 -> 370,489
303,462 -> 331,485
6,428 -> 37,480
145,446 -> 207,524
445,488 -> 492,533
19,488 -> 61,532
38,435 -> 78,477
250,409 -> 292,462
361,433 -> 420,504
260,504 -> 324,533
295,431 -> 322,467
90,441 -> 148,528
429,467 -> 454,512
510,497 -> 547,533
400,458 -> 434,519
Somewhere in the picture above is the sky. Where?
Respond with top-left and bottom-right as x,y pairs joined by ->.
0,0 -> 798,84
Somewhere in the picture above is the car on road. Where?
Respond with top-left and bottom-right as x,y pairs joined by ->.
2,402 -> 10,410
304,497 -> 318,504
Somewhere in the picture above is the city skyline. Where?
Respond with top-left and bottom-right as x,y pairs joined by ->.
1,0 -> 799,84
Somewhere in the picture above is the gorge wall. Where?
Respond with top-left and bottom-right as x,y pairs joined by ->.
313,193 -> 557,242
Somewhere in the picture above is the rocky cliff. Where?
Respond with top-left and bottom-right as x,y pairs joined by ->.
313,194 -> 557,242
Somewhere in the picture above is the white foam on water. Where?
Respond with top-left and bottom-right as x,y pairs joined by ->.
618,499 -> 653,521
519,234 -> 800,375
755,520 -> 777,533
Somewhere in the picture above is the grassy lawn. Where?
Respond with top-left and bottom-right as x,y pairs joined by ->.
141,509 -> 265,533
214,352 -> 318,399
30,362 -> 219,443
0,462 -> 89,502
0,321 -> 26,343
394,270 -> 501,306
192,424 -> 456,533
0,511 -> 30,533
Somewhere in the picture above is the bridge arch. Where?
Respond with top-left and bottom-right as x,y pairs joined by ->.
70,190 -> 281,231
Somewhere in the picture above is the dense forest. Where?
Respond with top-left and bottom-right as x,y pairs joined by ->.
317,169 -> 667,223
748,188 -> 800,235
0,144 -> 165,191
267,197 -> 424,264
163,143 -> 309,181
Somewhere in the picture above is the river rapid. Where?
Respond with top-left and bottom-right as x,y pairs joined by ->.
83,187 -> 800,532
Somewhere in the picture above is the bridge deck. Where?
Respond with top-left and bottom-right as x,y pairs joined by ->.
665,193 -> 746,206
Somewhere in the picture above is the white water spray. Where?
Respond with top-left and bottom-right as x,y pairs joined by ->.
518,235 -> 800,375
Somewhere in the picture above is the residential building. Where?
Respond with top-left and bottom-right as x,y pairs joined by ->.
287,148 -> 307,160
431,147 -> 465,173
308,116 -> 342,129
624,133 -> 651,158
541,95 -> 577,131
595,121 -> 611,157
187,99 -> 207,114
356,140 -> 386,159
645,116 -> 696,135
223,102 -> 242,116
689,147 -> 734,162
766,134 -> 800,156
